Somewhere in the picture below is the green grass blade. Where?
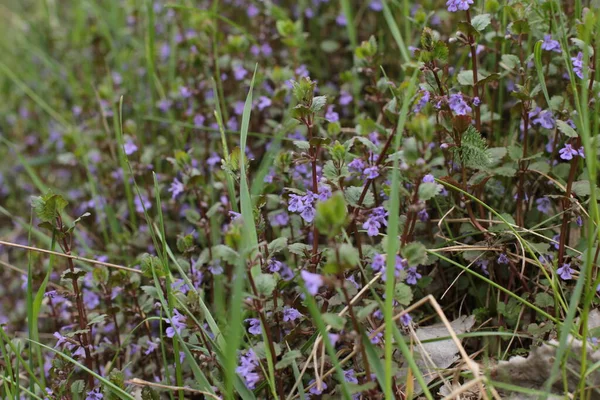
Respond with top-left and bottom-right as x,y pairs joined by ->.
224,63 -> 259,399
383,68 -> 419,397
340,0 -> 357,49
382,0 -> 410,64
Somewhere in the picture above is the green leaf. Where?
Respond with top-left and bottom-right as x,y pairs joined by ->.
293,140 -> 310,150
394,282 -> 413,306
333,244 -> 360,270
457,70 -> 475,86
508,144 -> 523,161
529,160 -> 550,174
535,292 -> 554,308
322,313 -> 346,330
276,350 -> 303,369
87,314 -> 108,326
288,243 -> 311,255
310,96 -> 327,113
418,182 -> 441,201
572,181 -> 600,197
356,302 -> 379,321
31,191 -> 68,223
71,380 -> 85,395
314,192 -> 348,237
344,186 -> 374,207
320,40 -> 340,53
556,120 -> 578,138
255,273 -> 277,296
401,242 -> 427,267
454,126 -> 490,169
500,54 -> 520,70
471,14 -> 491,32
268,237 -> 288,254
432,41 -> 449,63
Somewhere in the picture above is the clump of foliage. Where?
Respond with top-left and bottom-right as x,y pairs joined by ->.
0,0 -> 600,398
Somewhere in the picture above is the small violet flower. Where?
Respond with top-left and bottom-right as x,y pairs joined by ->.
301,270 -> 324,295
536,197 -> 552,214
497,253 -> 510,265
448,93 -> 472,115
446,0 -> 474,12
541,35 -> 561,53
557,263 -> 574,280
164,309 -> 186,338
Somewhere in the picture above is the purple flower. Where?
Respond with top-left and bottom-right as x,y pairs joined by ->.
123,139 -> 138,155
541,35 -> 561,53
477,259 -> 489,276
369,329 -> 383,344
301,270 -> 324,295
207,153 -> 222,169
343,369 -> 359,384
283,307 -> 303,322
369,0 -> 383,11
237,349 -> 261,389
308,379 -> 327,395
288,194 -> 305,213
552,234 -> 560,250
144,339 -> 159,355
473,96 -> 481,106
413,90 -> 430,113
247,3 -> 259,17
325,105 -> 339,123
245,318 -> 262,335
417,208 -> 429,222
261,43 -> 273,56
400,313 -> 412,326
559,143 -> 579,160
270,212 -> 289,227
339,91 -> 353,106
422,174 -> 435,183
406,267 -> 422,285
572,52 -> 584,79
364,166 -> 379,179
209,260 -> 223,275
168,178 -> 185,199
557,263 -> 574,280
53,332 -> 70,349
180,86 -> 192,98
348,158 -> 366,173
362,207 -> 388,237
533,110 -> 555,129
157,99 -> 172,112
164,309 -> 186,338
318,185 -> 332,201
336,14 -> 347,26
497,254 -> 509,265
86,388 -> 103,400
576,215 -> 583,227
193,114 -> 205,127
448,93 -> 472,115
300,205 -> 316,223
446,0 -> 473,12
257,96 -> 272,111
233,65 -> 248,81
536,197 -> 552,214
371,254 -> 386,273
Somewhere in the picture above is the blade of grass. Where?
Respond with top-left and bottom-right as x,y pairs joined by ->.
340,0 -> 357,49
27,339 -> 135,400
302,288 -> 352,399
224,64 -> 259,399
383,68 -> 419,398
382,0 -> 410,64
